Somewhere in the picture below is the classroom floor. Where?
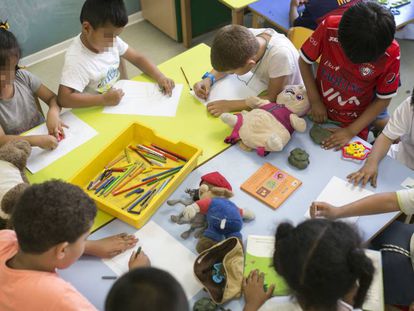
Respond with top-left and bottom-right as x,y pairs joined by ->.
28,18 -> 414,114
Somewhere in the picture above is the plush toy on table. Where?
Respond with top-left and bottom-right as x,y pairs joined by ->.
0,140 -> 31,229
221,85 -> 310,156
181,172 -> 255,253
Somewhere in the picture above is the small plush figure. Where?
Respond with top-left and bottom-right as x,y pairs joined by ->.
288,148 -> 310,170
181,172 -> 255,253
0,140 -> 31,229
221,85 -> 310,156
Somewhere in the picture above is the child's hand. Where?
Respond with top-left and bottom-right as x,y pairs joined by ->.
194,79 -> 212,100
35,135 -> 59,150
103,88 -> 124,106
310,100 -> 328,123
128,249 -> 151,270
347,162 -> 378,187
243,270 -> 274,311
207,100 -> 230,117
84,233 -> 138,258
46,113 -> 68,140
290,0 -> 308,8
157,76 -> 175,96
321,127 -> 353,150
310,201 -> 340,219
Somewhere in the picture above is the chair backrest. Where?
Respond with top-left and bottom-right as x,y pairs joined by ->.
287,26 -> 314,50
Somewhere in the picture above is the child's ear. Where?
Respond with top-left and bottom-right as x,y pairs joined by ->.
55,242 -> 69,260
246,59 -> 256,67
81,21 -> 92,34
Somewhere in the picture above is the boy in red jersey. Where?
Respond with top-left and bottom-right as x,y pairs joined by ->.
299,1 -> 399,149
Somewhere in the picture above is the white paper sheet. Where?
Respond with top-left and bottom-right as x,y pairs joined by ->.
191,72 -> 267,105
305,176 -> 375,223
363,249 -> 384,311
23,111 -> 97,173
102,221 -> 202,300
401,177 -> 414,189
103,80 -> 183,117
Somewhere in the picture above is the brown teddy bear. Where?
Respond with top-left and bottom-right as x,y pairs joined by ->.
0,140 -> 31,229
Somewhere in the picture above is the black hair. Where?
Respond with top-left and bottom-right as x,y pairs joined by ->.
105,267 -> 189,311
274,219 -> 374,310
12,180 -> 97,253
80,0 -> 128,29
0,21 -> 21,70
338,1 -> 395,64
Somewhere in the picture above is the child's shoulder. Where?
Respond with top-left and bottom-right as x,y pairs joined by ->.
384,39 -> 400,58
321,15 -> 342,29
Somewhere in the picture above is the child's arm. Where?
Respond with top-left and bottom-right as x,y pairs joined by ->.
347,133 -> 393,187
0,125 -> 57,150
58,85 -> 124,108
122,47 -> 175,96
310,192 -> 399,219
193,69 -> 227,100
299,58 -> 327,123
206,75 -> 288,117
322,98 -> 390,150
35,84 -> 68,139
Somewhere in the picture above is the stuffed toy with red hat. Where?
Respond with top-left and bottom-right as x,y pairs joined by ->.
182,172 -> 255,253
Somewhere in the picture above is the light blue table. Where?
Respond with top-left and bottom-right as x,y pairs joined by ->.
59,120 -> 412,310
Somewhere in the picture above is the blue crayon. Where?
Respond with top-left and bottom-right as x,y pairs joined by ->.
95,177 -> 115,194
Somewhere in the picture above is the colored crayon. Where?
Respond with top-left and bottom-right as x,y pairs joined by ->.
143,145 -> 179,162
137,145 -> 165,158
112,165 -> 145,194
95,176 -> 115,194
104,165 -> 137,197
180,66 -> 192,91
124,148 -> 131,163
141,166 -> 183,181
105,155 -> 125,169
150,144 -> 187,162
146,170 -> 178,186
127,188 -> 153,211
121,193 -> 143,210
125,188 -> 145,197
129,146 -> 152,165
113,178 -> 157,196
141,152 -> 166,163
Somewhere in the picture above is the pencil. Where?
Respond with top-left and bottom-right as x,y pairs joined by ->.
143,145 -> 179,162
105,155 -> 125,169
135,246 -> 142,259
129,146 -> 152,165
113,178 -> 157,196
146,170 -> 178,186
141,166 -> 183,181
112,165 -> 144,194
150,144 -> 187,162
180,66 -> 192,91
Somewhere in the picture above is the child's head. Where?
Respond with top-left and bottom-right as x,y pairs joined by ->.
105,267 -> 189,311
80,0 -> 128,53
274,219 -> 374,310
211,25 -> 259,75
0,21 -> 20,92
338,1 -> 395,64
12,180 -> 96,269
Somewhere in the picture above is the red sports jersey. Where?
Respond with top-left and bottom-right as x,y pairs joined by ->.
300,15 -> 400,138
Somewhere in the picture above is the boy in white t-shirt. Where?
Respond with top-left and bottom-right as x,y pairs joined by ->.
58,0 -> 175,108
193,25 -> 303,117
346,91 -> 414,188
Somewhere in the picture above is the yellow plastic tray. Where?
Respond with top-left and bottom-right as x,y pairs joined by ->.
70,122 -> 202,228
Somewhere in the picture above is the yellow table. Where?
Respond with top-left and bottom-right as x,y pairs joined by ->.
27,44 -> 231,231
218,0 -> 258,24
